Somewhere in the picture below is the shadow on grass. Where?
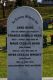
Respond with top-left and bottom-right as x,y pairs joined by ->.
0,46 -> 7,53
43,42 -> 53,48
47,42 -> 53,46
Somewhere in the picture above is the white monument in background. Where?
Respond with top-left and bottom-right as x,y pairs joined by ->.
37,0 -> 42,3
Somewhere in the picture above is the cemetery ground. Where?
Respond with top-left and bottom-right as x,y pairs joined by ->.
43,29 -> 53,77
0,35 -> 7,78
0,29 -> 53,77
0,6 -> 53,78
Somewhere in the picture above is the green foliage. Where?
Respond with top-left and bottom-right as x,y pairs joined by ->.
0,10 -> 3,19
32,0 -> 37,6
15,0 -> 32,7
0,35 -> 6,47
43,35 -> 47,47
15,0 -> 22,7
36,7 -> 53,20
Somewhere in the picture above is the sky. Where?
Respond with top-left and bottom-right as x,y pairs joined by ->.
37,0 -> 42,3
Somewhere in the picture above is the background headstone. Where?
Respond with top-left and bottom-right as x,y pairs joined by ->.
51,35 -> 53,44
43,21 -> 48,30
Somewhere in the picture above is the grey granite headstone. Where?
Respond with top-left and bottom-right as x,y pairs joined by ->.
7,6 -> 43,80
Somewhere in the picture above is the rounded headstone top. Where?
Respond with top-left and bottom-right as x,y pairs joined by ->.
7,6 -> 43,24
7,6 -> 43,33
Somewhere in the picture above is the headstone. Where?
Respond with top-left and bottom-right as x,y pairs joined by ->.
51,35 -> 53,44
43,21 -> 48,30
7,6 -> 43,80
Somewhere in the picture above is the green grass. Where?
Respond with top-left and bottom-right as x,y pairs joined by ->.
36,7 -> 53,19
43,45 -> 53,77
0,35 -> 6,47
0,51 -> 7,78
36,7 -> 53,15
43,29 -> 53,77
0,35 -> 7,77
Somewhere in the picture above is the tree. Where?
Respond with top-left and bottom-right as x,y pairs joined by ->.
15,0 -> 32,8
15,0 -> 22,7
32,0 -> 37,7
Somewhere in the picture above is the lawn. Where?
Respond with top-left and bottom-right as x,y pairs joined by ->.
0,35 -> 6,47
43,30 -> 53,77
0,35 -> 7,78
0,29 -> 53,77
43,45 -> 53,77
0,51 -> 7,78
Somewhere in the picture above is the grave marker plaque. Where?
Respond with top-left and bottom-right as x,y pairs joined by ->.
7,6 -> 43,80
